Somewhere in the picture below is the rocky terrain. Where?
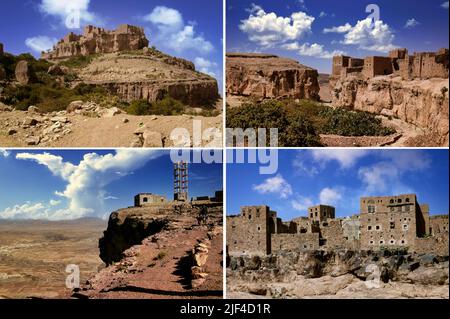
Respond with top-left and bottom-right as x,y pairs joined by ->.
226,53 -> 320,101
330,75 -> 449,146
0,25 -> 222,147
227,250 -> 449,299
72,203 -> 223,299
0,218 -> 105,299
0,102 -> 222,147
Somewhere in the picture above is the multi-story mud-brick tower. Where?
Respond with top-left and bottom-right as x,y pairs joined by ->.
174,161 -> 188,202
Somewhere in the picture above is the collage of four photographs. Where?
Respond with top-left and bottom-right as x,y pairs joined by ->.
0,0 -> 449,303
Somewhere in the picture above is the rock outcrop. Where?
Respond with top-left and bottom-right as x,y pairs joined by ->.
331,75 -> 449,146
42,24 -> 149,60
101,79 -> 219,106
15,60 -> 37,85
228,250 -> 449,299
226,53 -> 320,101
73,201 -> 223,299
76,51 -> 219,106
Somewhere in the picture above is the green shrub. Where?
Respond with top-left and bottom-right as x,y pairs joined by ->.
59,55 -> 95,68
127,97 -> 186,116
127,99 -> 151,115
226,100 -> 321,147
319,107 -> 396,136
282,112 -> 322,147
227,99 -> 396,146
150,97 -> 185,115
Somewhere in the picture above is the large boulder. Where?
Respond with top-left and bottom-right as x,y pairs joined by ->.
15,60 -> 37,85
226,53 -> 320,101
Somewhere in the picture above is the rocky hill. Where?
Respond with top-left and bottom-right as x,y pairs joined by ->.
226,53 -> 319,101
227,250 -> 449,299
72,203 -> 223,299
0,25 -> 222,148
330,75 -> 449,146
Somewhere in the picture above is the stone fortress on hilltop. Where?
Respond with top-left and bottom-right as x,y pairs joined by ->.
227,193 -> 449,256
133,161 -> 223,208
41,24 -> 149,60
332,48 -> 449,80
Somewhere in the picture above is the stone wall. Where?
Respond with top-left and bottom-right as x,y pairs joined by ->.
227,206 -> 274,255
271,233 -> 319,253
333,48 -> 449,80
134,193 -> 167,206
414,233 -> 449,255
362,56 -> 393,78
320,220 -> 347,249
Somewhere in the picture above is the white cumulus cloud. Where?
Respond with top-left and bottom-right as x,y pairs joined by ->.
282,42 -> 346,59
442,1 -> 449,9
39,0 -> 100,28
341,18 -> 398,52
25,36 -> 58,53
404,18 -> 420,29
194,57 -> 218,77
239,5 -> 314,47
291,195 -> 313,211
323,23 -> 352,34
145,6 -> 214,54
0,149 -> 10,158
0,150 -> 162,220
253,174 -> 293,199
311,149 -> 369,169
319,187 -> 343,205
358,150 -> 431,194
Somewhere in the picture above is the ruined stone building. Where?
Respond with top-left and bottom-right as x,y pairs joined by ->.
227,193 -> 449,256
134,193 -> 167,207
332,48 -> 449,80
42,24 -> 149,60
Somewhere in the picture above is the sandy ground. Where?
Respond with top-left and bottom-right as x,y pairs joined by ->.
0,111 -> 222,147
0,219 -> 106,299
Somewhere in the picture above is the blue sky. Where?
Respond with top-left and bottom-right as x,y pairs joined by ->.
226,149 -> 449,221
227,0 -> 449,73
0,149 -> 222,220
0,0 -> 223,93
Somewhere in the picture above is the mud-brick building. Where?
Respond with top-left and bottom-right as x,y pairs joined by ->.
134,193 -> 167,206
227,193 -> 449,256
360,194 -> 429,249
331,48 -> 449,80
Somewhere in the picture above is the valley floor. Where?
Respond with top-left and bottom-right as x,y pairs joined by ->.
0,219 -> 106,299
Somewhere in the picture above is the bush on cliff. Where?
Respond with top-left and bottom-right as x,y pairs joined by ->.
226,100 -> 322,147
226,99 -> 396,145
59,55 -> 96,69
319,107 -> 396,136
127,97 -> 186,116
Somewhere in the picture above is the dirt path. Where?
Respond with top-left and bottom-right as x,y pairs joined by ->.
76,217 -> 223,299
0,111 -> 222,147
